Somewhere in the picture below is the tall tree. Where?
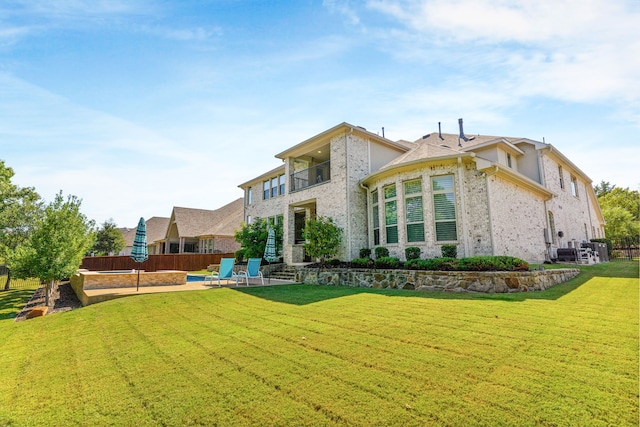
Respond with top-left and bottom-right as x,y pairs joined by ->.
594,181 -> 616,197
8,192 -> 95,306
0,160 -> 43,290
92,218 -> 126,256
597,185 -> 640,242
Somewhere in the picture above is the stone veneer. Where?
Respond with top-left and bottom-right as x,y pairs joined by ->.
293,267 -> 580,293
70,270 -> 186,290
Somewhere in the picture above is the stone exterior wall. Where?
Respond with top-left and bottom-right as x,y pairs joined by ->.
294,266 -> 580,293
213,236 -> 241,254
70,270 -> 187,290
486,174 -> 548,262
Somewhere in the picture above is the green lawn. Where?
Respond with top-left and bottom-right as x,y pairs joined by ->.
0,262 -> 637,426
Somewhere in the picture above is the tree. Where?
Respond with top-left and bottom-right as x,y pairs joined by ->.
0,160 -> 43,290
597,185 -> 640,242
8,192 -> 95,306
303,216 -> 343,263
594,181 -> 615,197
92,218 -> 126,256
234,218 -> 283,260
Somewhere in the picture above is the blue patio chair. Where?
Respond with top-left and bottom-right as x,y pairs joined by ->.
238,258 -> 264,286
205,258 -> 240,287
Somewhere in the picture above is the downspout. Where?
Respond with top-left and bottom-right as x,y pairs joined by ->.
539,146 -> 555,259
345,128 -> 354,261
457,156 -> 470,257
360,181 -> 371,251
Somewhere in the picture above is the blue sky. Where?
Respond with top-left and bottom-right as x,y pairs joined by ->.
1,0 -> 638,228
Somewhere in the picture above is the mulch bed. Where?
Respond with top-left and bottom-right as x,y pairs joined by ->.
15,282 -> 82,322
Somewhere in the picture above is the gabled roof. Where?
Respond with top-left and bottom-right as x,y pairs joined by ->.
121,216 -> 170,247
170,198 -> 244,238
275,122 -> 409,159
145,217 -> 170,244
238,164 -> 285,189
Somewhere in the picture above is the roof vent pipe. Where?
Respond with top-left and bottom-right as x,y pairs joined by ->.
382,127 -> 385,138
438,122 -> 443,140
458,118 -> 468,142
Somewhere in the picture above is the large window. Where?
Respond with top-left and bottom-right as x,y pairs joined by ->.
372,190 -> 380,246
279,174 -> 286,195
558,166 -> 565,190
404,180 -> 424,242
263,180 -> 270,200
432,175 -> 457,241
570,175 -> 579,197
384,184 -> 398,244
271,177 -> 278,198
247,187 -> 253,205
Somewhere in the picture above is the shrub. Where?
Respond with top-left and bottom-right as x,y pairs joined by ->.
374,246 -> 389,259
351,257 -> 374,268
423,257 -> 459,271
405,247 -> 421,261
359,248 -> 372,259
234,249 -> 245,263
404,258 -> 422,269
303,216 -> 343,263
374,256 -> 401,269
327,258 -> 342,266
458,256 -> 529,271
441,244 -> 457,258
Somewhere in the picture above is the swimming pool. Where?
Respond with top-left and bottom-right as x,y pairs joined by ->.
186,274 -> 208,282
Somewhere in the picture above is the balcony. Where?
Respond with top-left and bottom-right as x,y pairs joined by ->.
290,160 -> 331,192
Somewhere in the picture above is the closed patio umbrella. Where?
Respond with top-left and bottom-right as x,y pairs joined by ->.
263,226 -> 277,283
130,217 -> 149,292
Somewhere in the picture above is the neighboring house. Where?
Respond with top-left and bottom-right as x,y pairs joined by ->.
157,198 -> 244,254
119,216 -> 170,255
239,121 -> 605,264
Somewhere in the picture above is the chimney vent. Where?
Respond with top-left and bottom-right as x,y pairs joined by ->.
438,122 -> 443,140
458,118 -> 468,143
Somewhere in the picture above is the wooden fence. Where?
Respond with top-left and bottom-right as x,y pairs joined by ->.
80,253 -> 235,272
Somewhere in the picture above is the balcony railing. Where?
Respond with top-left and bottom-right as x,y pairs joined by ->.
290,160 -> 331,192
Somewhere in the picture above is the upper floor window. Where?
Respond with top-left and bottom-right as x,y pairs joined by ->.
279,174 -> 286,195
507,153 -> 512,168
558,166 -> 565,190
271,177 -> 278,198
404,180 -> 424,242
432,175 -> 457,242
263,180 -> 270,200
247,187 -> 253,205
384,184 -> 398,244
570,175 -> 579,197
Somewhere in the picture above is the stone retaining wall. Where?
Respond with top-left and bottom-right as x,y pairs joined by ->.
294,267 -> 580,293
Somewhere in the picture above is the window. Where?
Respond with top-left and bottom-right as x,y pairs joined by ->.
548,211 -> 556,244
404,180 -> 424,242
263,180 -> 270,200
558,166 -> 565,190
372,190 -> 380,245
247,187 -> 253,205
432,175 -> 457,241
247,215 -> 252,224
384,184 -> 398,244
271,177 -> 278,198
276,215 -> 284,226
507,153 -> 512,168
279,174 -> 286,195
570,175 -> 579,197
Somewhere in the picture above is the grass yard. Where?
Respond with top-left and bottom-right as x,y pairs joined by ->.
0,261 -> 637,426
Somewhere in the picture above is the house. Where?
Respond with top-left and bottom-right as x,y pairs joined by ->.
119,216 -> 170,256
119,198 -> 244,255
155,198 -> 244,254
239,121 -> 605,264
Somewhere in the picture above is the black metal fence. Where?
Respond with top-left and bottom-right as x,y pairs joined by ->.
0,265 -> 41,290
610,237 -> 639,261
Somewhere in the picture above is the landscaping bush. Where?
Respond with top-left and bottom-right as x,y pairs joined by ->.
327,258 -> 342,266
234,249 -> 245,263
422,257 -> 459,271
374,247 -> 389,259
351,257 -> 374,268
441,244 -> 457,258
374,256 -> 401,269
405,247 -> 421,261
404,258 -> 422,269
359,248 -> 372,259
457,256 -> 529,271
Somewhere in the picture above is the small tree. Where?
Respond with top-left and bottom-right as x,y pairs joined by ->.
91,218 -> 126,256
8,192 -> 95,306
303,216 -> 343,263
234,218 -> 283,260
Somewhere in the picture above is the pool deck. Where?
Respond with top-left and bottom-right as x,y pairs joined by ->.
78,277 -> 295,306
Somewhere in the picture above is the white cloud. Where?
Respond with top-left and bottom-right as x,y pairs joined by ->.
323,0 -> 362,26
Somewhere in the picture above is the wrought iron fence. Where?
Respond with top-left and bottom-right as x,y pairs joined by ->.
0,265 -> 41,290
610,237 -> 639,261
